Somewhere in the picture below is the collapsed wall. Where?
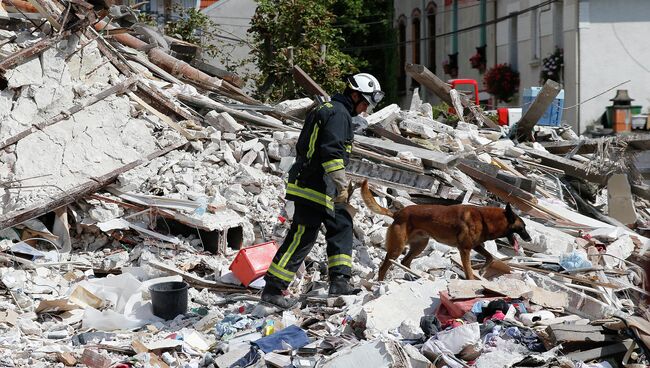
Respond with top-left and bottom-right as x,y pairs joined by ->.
0,36 -> 180,217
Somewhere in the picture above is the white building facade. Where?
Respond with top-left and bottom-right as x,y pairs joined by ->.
395,0 -> 650,133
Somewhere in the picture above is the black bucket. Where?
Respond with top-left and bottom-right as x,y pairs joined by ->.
149,281 -> 189,320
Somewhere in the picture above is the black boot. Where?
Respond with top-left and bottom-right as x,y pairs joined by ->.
260,284 -> 297,309
328,276 -> 361,296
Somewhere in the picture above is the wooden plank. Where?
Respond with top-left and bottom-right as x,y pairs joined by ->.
190,58 -> 244,88
128,92 -> 196,140
354,134 -> 457,170
367,125 -> 429,149
136,81 -> 202,124
292,65 -> 329,99
405,63 -> 498,129
350,146 -> 424,174
564,340 -> 633,362
525,149 -> 609,185
178,94 -> 299,131
147,259 -> 250,292
0,76 -> 138,150
0,142 -> 185,230
632,183 -> 650,201
516,79 -> 562,141
26,0 -> 62,30
541,135 -> 650,155
0,36 -> 57,72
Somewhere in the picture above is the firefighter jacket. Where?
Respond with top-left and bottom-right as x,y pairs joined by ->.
286,93 -> 354,216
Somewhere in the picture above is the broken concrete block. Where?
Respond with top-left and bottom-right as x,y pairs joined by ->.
399,119 -> 436,139
355,279 -> 447,333
241,138 -> 259,152
398,319 -> 424,340
239,150 -> 258,166
206,111 -> 244,133
279,157 -> 295,172
222,132 -> 237,141
6,56 -> 43,88
521,218 -> 575,255
410,88 -> 422,111
526,273 -> 615,319
275,97 -> 313,118
81,349 -> 112,368
604,234 -> 635,268
607,173 -> 637,225
223,150 -> 237,166
267,141 -> 281,160
321,339 -> 407,368
366,104 -> 400,126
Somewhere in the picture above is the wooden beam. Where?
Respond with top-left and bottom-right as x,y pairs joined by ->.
292,65 -> 329,99
351,146 -> 424,174
366,125 -> 429,149
632,183 -> 650,201
541,135 -> 650,155
128,92 -> 196,140
354,134 -> 457,170
190,58 -> 244,88
525,149 -> 609,185
516,79 -> 561,141
564,340 -> 633,362
405,63 -> 499,129
0,142 -> 185,230
0,76 -> 138,150
26,0 -> 62,30
0,36 -> 58,73
178,94 -> 299,131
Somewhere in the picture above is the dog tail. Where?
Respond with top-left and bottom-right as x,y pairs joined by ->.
361,179 -> 394,217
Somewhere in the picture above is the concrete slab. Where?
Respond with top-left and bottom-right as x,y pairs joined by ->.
360,278 -> 447,332
607,173 -> 637,225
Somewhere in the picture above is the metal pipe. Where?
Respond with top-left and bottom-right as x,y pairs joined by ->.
94,20 -> 222,91
452,0 -> 458,54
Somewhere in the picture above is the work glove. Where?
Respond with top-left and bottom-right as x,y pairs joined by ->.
328,169 -> 348,203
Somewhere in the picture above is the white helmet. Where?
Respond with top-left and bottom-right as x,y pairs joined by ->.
348,73 -> 384,108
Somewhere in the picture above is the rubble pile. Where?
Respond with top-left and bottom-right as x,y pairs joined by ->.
1,1 -> 649,367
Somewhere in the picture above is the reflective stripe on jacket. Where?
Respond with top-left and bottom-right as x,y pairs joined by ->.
286,93 -> 354,214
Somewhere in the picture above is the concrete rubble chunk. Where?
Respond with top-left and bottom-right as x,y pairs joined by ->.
205,111 -> 245,132
1,21 -> 649,368
353,279 -> 447,333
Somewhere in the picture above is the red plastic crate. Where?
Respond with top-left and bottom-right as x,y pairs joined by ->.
229,241 -> 279,287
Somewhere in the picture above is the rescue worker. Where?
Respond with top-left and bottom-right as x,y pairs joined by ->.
261,73 -> 384,309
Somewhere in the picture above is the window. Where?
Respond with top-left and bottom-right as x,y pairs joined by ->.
412,9 -> 421,88
398,16 -> 407,93
427,2 -> 437,73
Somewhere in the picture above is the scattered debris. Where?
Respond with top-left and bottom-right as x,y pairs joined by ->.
0,3 -> 648,367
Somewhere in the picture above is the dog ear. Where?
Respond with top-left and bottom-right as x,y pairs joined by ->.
505,203 -> 516,223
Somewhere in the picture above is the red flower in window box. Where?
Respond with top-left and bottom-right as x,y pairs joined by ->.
484,63 -> 520,103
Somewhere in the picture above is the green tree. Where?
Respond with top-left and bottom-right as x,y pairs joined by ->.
165,7 -> 222,58
333,0 -> 397,108
248,0 -> 364,102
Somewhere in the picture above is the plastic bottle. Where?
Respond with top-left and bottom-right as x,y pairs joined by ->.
194,197 -> 208,216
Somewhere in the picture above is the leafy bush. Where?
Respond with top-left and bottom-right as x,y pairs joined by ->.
484,63 -> 520,103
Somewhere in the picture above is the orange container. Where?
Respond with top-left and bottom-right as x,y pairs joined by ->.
229,241 -> 279,287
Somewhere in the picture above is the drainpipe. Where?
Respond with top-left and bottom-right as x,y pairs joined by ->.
575,1 -> 581,132
422,0 -> 427,100
480,0 -> 487,47
493,0 -> 497,66
452,0 -> 458,54
539,3 -> 552,60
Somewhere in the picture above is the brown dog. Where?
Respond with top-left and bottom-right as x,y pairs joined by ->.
360,180 -> 532,280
